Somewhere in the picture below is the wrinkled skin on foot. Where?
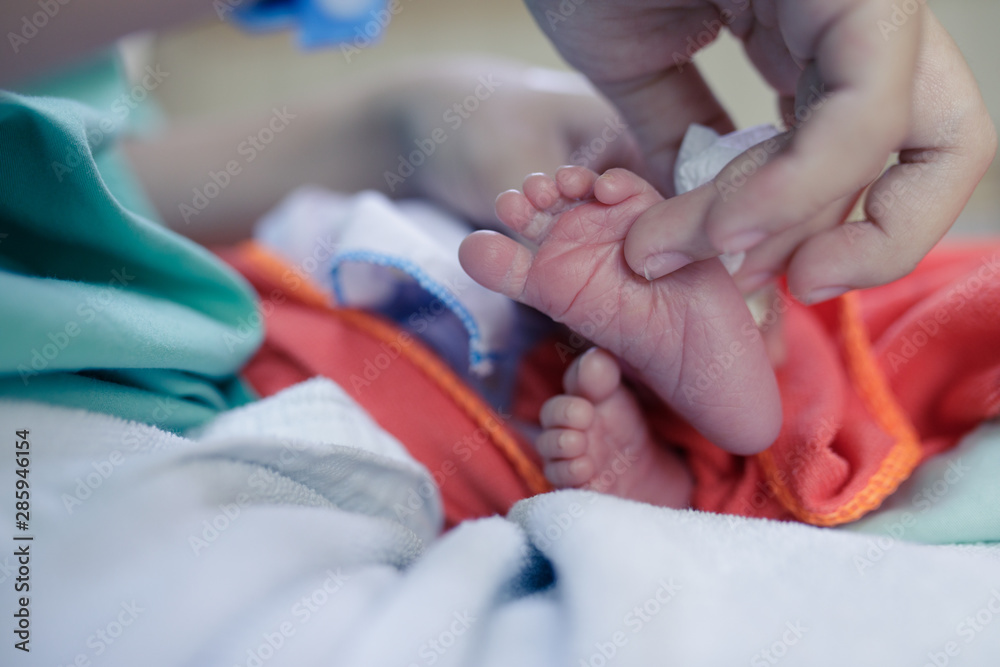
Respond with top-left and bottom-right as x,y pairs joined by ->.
460,166 -> 781,455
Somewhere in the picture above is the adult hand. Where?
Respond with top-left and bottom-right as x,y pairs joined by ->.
526,0 -> 996,302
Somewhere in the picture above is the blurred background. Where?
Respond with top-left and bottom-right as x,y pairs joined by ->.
134,0 -> 999,234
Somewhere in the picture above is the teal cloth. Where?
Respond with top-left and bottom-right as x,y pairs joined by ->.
847,422 -> 1000,544
0,91 -> 262,433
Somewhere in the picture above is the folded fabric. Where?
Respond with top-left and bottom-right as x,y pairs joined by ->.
218,242 -> 549,527
847,420 -> 1000,544
7,392 -> 1000,666
0,92 -> 262,432
255,187 -> 518,378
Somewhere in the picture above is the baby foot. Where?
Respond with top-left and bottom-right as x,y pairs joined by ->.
459,166 -> 780,454
537,348 -> 692,508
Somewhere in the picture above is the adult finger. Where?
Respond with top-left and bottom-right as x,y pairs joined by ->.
787,10 -> 998,303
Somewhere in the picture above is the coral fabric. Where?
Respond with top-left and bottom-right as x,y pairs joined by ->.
218,242 -> 550,529
515,242 -> 1000,526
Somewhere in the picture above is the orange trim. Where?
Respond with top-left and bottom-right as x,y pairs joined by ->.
756,292 -> 922,526
239,241 -> 552,496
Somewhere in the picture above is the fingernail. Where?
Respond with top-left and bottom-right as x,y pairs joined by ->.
643,251 -> 692,280
802,285 -> 850,305
722,230 -> 767,254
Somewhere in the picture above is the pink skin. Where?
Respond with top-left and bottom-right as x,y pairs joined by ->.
459,165 -> 782,456
538,347 -> 692,508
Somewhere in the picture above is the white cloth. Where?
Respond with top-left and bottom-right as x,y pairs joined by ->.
4,389 -> 1000,666
255,187 -> 516,376
673,123 -> 783,275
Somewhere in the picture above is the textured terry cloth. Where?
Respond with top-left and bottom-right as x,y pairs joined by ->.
254,187 -> 517,378
0,92 -> 262,432
514,241 -> 1000,527
218,241 -> 550,527
6,393 -> 1000,667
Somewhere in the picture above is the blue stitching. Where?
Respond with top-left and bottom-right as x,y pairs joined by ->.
330,251 -> 497,368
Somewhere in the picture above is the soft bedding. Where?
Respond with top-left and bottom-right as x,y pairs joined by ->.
4,380 -> 998,666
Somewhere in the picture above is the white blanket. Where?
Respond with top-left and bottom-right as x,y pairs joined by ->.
2,381 -> 999,666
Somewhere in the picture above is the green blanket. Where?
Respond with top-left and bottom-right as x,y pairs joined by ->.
0,88 -> 262,432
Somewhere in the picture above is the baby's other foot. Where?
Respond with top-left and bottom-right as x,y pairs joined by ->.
536,348 -> 691,508
459,166 -> 780,454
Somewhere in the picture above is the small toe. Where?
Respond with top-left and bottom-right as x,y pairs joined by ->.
495,190 -> 542,237
555,165 -> 599,199
545,457 -> 595,488
536,428 -> 588,459
563,348 -> 621,403
593,168 -> 655,206
523,173 -> 561,211
540,395 -> 595,430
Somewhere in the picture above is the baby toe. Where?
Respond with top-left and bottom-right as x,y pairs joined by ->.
522,173 -> 561,211
545,457 -> 596,488
564,348 -> 621,403
593,167 -> 656,206
495,190 -> 540,234
540,395 -> 594,430
555,165 -> 599,199
536,428 -> 587,459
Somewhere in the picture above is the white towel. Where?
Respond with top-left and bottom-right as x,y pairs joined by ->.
4,388 -> 999,666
